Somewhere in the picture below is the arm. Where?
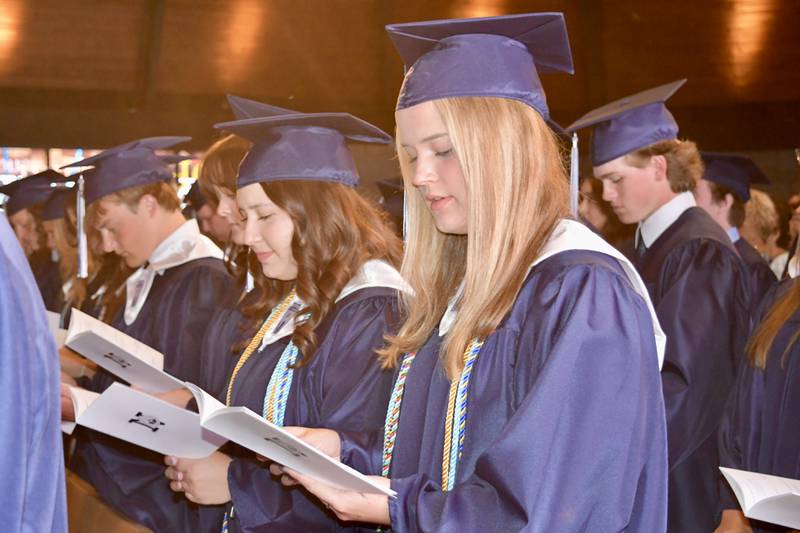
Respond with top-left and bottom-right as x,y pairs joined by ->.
657,241 -> 750,467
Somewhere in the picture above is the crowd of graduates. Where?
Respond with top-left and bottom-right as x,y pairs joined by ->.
1,11 -> 799,533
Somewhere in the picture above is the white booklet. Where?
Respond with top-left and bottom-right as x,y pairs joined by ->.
62,309 -> 394,497
46,310 -> 67,348
720,467 -> 800,529
65,308 -> 184,393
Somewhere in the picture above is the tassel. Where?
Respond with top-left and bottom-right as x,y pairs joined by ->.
570,132 -> 579,217
77,174 -> 88,279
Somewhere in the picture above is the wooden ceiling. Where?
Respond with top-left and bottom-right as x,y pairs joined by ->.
0,0 -> 798,154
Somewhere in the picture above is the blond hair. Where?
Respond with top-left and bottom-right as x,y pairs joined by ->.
379,97 -> 569,379
625,139 -> 702,193
744,189 -> 780,243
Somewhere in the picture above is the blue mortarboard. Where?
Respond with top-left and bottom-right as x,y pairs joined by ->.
386,13 -> 574,123
60,136 -> 190,204
215,113 -> 392,188
568,79 -> 686,166
226,94 -> 298,120
0,169 -> 69,215
42,188 -> 76,221
701,152 -> 769,202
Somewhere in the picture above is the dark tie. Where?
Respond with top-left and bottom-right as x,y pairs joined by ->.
635,229 -> 647,258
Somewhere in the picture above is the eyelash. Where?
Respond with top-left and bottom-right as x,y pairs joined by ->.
407,148 -> 452,164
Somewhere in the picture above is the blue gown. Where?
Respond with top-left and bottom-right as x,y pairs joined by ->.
718,279 -> 800,533
221,286 -> 402,533
29,248 -> 63,312
0,217 -> 67,532
70,257 -> 233,533
341,250 -> 668,532
631,207 -> 751,533
734,237 -> 777,310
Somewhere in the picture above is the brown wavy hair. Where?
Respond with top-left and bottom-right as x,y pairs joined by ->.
239,180 -> 403,367
747,278 -> 800,369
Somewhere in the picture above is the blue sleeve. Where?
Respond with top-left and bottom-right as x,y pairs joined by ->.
0,218 -> 68,533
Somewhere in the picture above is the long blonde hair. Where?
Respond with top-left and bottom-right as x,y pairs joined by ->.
379,97 -> 570,379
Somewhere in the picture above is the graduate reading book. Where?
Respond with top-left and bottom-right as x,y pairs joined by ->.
720,467 -> 800,530
63,308 -> 393,497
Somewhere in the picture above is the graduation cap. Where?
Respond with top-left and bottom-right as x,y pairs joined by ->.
701,152 -> 769,202
215,112 -> 392,188
41,187 -> 77,221
0,169 -> 69,215
386,13 -> 574,123
60,136 -> 190,204
226,94 -> 298,120
567,79 -> 685,167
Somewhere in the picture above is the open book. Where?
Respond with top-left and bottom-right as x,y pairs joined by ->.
63,309 -> 394,497
720,467 -> 800,529
65,309 -> 184,393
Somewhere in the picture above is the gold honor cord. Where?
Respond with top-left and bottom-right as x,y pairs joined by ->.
224,289 -> 297,406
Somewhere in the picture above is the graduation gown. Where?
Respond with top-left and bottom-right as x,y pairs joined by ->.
632,207 -> 751,533
734,237 -> 777,310
222,285 -> 402,533
342,250 -> 668,532
0,217 -> 67,532
718,280 -> 800,533
70,257 -> 233,533
29,248 -> 63,312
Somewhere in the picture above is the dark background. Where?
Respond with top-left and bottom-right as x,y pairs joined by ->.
1,1 -> 798,195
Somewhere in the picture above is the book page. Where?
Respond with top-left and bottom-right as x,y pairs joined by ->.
65,308 -> 184,394
76,383 -> 227,458
46,310 -> 67,347
67,309 -> 164,369
61,386 -> 100,435
203,407 -> 395,497
184,382 -> 227,421
720,467 -> 800,528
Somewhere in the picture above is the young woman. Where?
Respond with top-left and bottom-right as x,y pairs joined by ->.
716,278 -> 800,533
276,13 -> 669,532
163,112 -> 410,532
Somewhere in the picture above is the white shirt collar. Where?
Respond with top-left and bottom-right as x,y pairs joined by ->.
123,219 -> 223,325
638,192 -> 696,248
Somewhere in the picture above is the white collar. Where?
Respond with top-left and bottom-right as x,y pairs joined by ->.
258,259 -> 410,349
123,219 -> 223,325
638,192 -> 696,248
439,219 -> 666,369
727,227 -> 740,244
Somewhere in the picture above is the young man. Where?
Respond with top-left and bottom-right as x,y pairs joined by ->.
569,80 -> 751,533
62,137 -> 232,532
0,169 -> 69,311
694,152 -> 777,304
